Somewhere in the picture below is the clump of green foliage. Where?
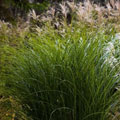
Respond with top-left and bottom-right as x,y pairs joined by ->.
1,1 -> 120,119
2,21 -> 119,120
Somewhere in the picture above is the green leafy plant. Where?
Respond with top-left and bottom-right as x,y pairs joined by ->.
6,23 -> 120,120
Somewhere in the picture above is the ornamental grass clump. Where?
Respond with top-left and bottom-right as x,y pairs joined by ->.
7,24 -> 120,120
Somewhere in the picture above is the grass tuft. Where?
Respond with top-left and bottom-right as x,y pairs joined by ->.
6,24 -> 120,120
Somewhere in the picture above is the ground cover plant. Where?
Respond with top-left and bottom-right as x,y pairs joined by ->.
1,0 -> 120,120
2,23 -> 120,120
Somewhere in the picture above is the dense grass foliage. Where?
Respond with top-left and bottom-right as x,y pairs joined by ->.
1,1 -> 120,119
2,23 -> 119,120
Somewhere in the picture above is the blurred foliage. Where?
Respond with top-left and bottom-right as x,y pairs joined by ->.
0,0 -> 114,22
0,0 -> 49,22
0,0 -> 49,12
29,1 -> 50,13
0,96 -> 29,120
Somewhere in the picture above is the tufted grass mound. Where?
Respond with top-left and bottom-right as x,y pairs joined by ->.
5,23 -> 120,120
